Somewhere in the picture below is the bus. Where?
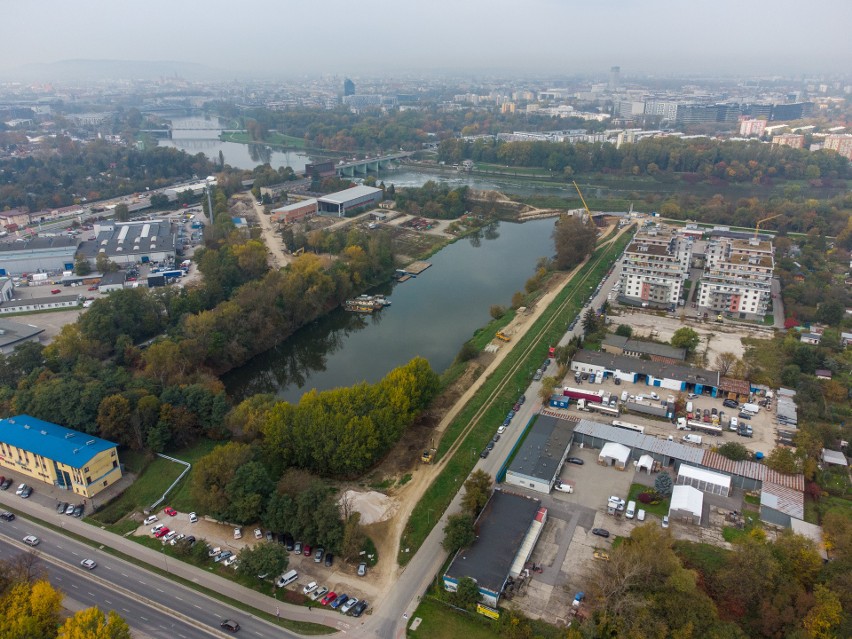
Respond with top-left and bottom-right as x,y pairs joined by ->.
611,420 -> 645,434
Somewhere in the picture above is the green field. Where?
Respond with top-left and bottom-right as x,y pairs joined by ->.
398,230 -> 633,564
220,130 -> 308,148
92,440 -> 219,528
407,598 -> 498,639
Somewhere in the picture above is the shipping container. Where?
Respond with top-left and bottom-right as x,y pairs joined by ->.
563,386 -> 604,403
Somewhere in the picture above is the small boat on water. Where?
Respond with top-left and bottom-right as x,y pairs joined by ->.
344,294 -> 391,313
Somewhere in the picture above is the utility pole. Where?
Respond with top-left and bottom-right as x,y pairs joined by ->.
206,186 -> 214,225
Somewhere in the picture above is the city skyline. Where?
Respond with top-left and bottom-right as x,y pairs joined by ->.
2,0 -> 851,80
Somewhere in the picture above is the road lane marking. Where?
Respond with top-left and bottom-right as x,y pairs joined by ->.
140,616 -> 148,622
105,600 -> 112,605
121,573 -> 129,577
156,587 -> 164,593
174,596 -> 183,601
70,584 -> 78,589
193,604 -> 202,610
88,592 -> 95,597
122,608 -> 130,613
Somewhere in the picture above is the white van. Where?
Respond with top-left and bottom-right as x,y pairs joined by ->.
637,509 -> 646,521
275,569 -> 299,588
686,401 -> 693,414
682,433 -> 703,445
620,390 -> 629,402
625,500 -> 636,519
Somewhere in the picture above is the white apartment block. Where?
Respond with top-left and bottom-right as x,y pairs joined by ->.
697,237 -> 774,316
621,228 -> 692,306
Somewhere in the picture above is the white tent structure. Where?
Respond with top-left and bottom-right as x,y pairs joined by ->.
599,442 -> 631,470
636,454 -> 655,474
676,464 -> 731,496
669,485 -> 704,525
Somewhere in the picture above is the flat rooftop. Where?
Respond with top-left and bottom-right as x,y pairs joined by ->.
507,415 -> 575,482
0,236 -> 79,253
77,221 -> 175,258
0,319 -> 44,347
445,490 -> 540,595
317,185 -> 382,205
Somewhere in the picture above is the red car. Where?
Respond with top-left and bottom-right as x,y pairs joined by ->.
320,591 -> 337,606
303,544 -> 312,557
154,527 -> 170,538
88,286 -> 98,291
50,289 -> 61,294
164,507 -> 177,517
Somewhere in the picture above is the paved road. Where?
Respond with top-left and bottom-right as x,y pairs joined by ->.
0,491 -> 349,636
0,513 -> 301,638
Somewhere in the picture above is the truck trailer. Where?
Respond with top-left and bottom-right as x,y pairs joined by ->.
563,386 -> 604,404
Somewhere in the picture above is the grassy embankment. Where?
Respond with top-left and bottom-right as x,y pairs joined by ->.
220,130 -> 308,148
398,230 -> 633,565
89,440 -> 219,534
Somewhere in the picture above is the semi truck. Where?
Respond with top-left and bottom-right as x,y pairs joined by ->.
563,387 -> 604,404
687,420 -> 722,435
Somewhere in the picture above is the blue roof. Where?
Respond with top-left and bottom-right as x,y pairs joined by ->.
0,415 -> 116,468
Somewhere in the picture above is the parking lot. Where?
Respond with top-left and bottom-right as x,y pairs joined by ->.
559,372 -> 778,454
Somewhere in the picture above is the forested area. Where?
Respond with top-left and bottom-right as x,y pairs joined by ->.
0,138 -> 213,211
579,524 -> 850,639
392,181 -> 469,218
0,209 -> 396,454
438,135 -> 850,183
210,103 -> 606,153
0,552 -> 131,639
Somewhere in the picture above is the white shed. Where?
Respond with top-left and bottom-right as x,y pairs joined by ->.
669,485 -> 704,525
676,464 -> 731,497
636,454 -> 655,474
599,442 -> 631,470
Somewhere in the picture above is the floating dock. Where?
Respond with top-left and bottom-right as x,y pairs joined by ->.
397,274 -> 412,282
405,261 -> 432,275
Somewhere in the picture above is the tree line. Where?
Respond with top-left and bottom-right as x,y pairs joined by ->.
438,135 -> 850,184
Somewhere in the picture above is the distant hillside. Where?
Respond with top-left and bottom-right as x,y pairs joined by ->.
2,58 -> 223,81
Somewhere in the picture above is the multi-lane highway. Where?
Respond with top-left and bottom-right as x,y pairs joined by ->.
0,514 -> 299,639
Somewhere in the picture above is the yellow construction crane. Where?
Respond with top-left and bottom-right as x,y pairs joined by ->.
572,181 -> 592,216
754,213 -> 783,240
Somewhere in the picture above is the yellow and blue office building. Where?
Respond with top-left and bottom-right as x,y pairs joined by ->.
0,415 -> 122,498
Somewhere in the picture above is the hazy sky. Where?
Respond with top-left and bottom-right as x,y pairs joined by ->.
2,0 -> 850,78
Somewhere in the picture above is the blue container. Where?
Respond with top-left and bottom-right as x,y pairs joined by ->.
755,452 -> 764,460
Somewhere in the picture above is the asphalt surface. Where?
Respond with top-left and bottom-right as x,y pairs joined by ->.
0,506 -> 322,638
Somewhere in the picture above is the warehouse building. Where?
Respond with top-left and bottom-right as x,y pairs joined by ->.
443,490 -> 545,607
317,185 -> 382,217
504,415 -> 576,494
271,199 -> 318,225
77,221 -> 177,267
760,482 -> 804,528
676,464 -> 731,497
570,349 -> 720,395
0,236 -> 80,276
602,335 -> 686,363
0,415 -> 122,498
0,319 -> 45,354
669,485 -> 704,525
0,294 -> 80,315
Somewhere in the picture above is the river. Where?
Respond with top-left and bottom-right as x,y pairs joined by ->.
223,219 -> 555,402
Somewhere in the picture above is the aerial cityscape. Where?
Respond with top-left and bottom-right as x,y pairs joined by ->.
0,2 -> 850,638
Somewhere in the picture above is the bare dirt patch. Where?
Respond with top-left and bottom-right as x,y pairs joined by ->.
339,490 -> 397,525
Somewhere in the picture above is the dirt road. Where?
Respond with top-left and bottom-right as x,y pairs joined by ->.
239,195 -> 291,269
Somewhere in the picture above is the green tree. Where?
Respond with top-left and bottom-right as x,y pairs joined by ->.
489,305 -> 506,320
460,470 -> 492,516
236,543 -> 289,580
57,607 -> 132,639
113,203 -> 129,222
149,193 -> 169,208
74,257 -> 92,276
96,395 -> 132,446
225,461 -> 274,524
95,253 -> 119,274
654,471 -> 673,496
442,513 -> 475,553
764,447 -> 800,475
803,584 -> 843,639
671,327 -> 701,354
538,376 -> 559,403
190,442 -> 253,517
582,308 -> 599,335
718,441 -> 750,461
553,215 -> 597,270
615,324 -> 633,338
454,576 -> 481,609
714,352 -> 739,376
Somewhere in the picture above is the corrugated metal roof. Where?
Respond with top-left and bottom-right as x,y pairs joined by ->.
317,185 -> 382,205
678,463 -> 731,489
701,451 -> 805,491
574,420 -> 705,463
761,481 -> 804,519
0,414 -> 116,468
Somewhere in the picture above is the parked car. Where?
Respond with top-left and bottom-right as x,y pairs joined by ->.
497,425 -> 506,434
357,562 -> 367,577
649,392 -> 659,400
189,512 -> 198,523
0,477 -> 12,491
310,586 -> 329,601
154,527 -> 170,539
517,395 -> 526,405
169,534 -> 186,546
266,531 -> 273,542
233,527 -> 242,539
479,449 -> 489,459
591,528 -> 610,538
164,507 -> 177,516
351,601 -> 369,617
56,502 -> 68,514
254,528 -> 263,539
214,551 -> 233,563
330,593 -> 349,610
303,581 -> 318,595
566,457 -> 584,465
513,402 -> 521,412
303,544 -> 312,557
324,552 -> 334,567
15,483 -> 27,495
151,524 -> 166,535
21,486 -> 33,498
341,597 -> 359,614
314,547 -> 324,563
581,373 -> 589,381
224,554 -> 238,567
144,515 -> 159,526
50,289 -> 61,294
184,535 -> 196,547
492,434 -> 500,443
294,541 -> 303,554
321,591 -> 337,606
662,516 -> 669,528
486,441 -> 495,451
723,399 -> 739,408
284,533 -> 295,551
163,531 -> 178,543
